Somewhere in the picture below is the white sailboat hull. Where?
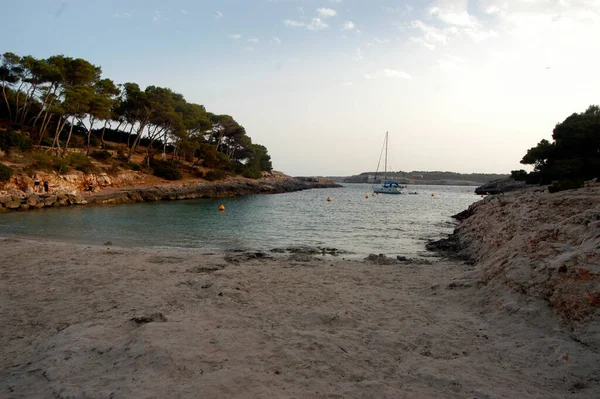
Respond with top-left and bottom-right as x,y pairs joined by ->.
373,185 -> 403,194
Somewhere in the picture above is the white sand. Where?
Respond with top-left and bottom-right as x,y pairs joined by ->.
1,237 -> 598,398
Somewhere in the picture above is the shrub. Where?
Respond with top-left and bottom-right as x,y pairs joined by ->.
0,163 -> 13,181
66,152 -> 96,174
39,136 -> 55,147
91,150 -> 112,161
149,159 -> 182,181
241,167 -> 261,179
510,169 -> 528,181
0,129 -> 32,152
548,179 -> 585,193
204,170 -> 228,181
53,157 -> 70,174
32,153 -> 54,171
128,162 -> 141,171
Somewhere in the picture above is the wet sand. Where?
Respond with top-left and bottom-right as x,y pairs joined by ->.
1,237 -> 598,398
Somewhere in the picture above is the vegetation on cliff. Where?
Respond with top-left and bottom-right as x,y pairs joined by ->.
337,171 -> 507,185
512,105 -> 600,192
0,52 -> 272,181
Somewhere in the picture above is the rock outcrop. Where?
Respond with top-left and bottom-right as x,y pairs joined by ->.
0,171 -> 339,212
475,177 -> 528,195
430,181 -> 600,347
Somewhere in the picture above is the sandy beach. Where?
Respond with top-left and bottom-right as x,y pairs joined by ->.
1,237 -> 598,398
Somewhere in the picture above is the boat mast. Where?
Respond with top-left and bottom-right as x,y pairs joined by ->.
384,131 -> 388,181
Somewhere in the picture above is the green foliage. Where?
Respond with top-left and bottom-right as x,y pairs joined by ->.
90,150 -> 112,160
0,162 -> 13,181
53,157 -> 69,174
32,152 -> 54,171
128,162 -> 141,171
200,144 -> 231,169
0,129 -> 32,152
66,152 -> 95,173
548,179 -> 585,193
510,169 -> 528,181
204,170 -> 228,181
519,105 -> 600,189
149,158 -> 182,180
241,168 -> 262,179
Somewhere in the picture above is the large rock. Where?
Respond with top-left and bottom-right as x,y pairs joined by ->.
27,195 -> 40,207
475,178 -> 528,195
5,200 -> 21,209
0,195 -> 11,206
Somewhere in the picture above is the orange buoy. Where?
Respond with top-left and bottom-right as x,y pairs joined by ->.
327,196 -> 332,202
219,204 -> 225,211
366,195 -> 370,198
431,193 -> 435,197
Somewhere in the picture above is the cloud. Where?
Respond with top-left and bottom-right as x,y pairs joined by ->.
229,34 -> 242,39
215,11 -> 224,19
272,37 -> 282,44
341,81 -> 354,86
364,69 -> 412,80
113,12 -> 132,19
331,0 -> 343,3
367,38 -> 390,46
342,21 -> 355,31
181,9 -> 189,15
247,38 -> 259,43
284,18 -> 329,31
152,11 -> 163,23
408,20 -> 455,50
355,48 -> 363,60
317,8 -> 337,17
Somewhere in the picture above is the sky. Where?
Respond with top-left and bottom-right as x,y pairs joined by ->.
1,0 -> 600,176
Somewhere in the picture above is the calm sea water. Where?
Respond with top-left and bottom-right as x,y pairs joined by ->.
0,184 -> 481,258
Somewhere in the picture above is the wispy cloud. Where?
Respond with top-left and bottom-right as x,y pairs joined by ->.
229,34 -> 242,39
342,21 -> 355,31
247,37 -> 259,43
181,9 -> 189,15
152,11 -> 163,23
113,12 -> 132,19
272,37 -> 282,44
331,0 -> 343,3
367,38 -> 390,46
365,69 -> 412,80
215,11 -> 223,19
284,18 -> 329,31
317,8 -> 337,18
355,48 -> 363,60
408,20 -> 455,50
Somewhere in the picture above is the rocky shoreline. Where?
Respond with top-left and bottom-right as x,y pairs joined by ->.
428,181 -> 600,348
0,174 -> 340,212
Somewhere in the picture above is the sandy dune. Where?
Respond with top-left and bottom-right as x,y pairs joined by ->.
1,238 -> 598,398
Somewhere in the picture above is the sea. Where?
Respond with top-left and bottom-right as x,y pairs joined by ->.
0,184 -> 481,259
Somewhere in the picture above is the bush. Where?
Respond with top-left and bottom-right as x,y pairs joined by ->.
204,170 -> 228,181
53,157 -> 70,174
39,135 -> 55,147
128,162 -> 141,171
32,153 -> 54,171
0,129 -> 32,152
0,162 -> 13,181
241,167 -> 261,179
66,152 -> 96,174
91,150 -> 112,161
149,159 -> 182,181
510,169 -> 528,181
548,179 -> 585,193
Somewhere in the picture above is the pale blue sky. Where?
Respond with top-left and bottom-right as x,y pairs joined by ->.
2,0 -> 600,175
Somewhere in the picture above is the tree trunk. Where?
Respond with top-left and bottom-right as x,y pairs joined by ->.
31,85 -> 55,140
1,84 -> 12,121
127,121 -> 147,163
51,117 -> 67,155
100,120 -> 110,148
63,116 -> 76,156
86,116 -> 96,155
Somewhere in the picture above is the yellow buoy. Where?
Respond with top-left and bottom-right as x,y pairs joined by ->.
371,193 -> 375,197
219,204 -> 225,211
431,193 -> 435,197
327,196 -> 332,202
366,195 -> 369,199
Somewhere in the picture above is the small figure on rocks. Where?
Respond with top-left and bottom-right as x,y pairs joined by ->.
43,180 -> 49,193
88,181 -> 93,195
34,176 -> 40,193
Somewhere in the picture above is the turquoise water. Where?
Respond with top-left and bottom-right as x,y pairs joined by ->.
0,184 -> 481,258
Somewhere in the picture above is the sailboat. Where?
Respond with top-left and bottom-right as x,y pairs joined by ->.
373,132 -> 404,194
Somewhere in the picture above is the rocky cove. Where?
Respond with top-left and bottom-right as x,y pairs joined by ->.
0,171 -> 340,212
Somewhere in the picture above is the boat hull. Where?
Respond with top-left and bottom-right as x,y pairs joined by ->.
373,186 -> 403,194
